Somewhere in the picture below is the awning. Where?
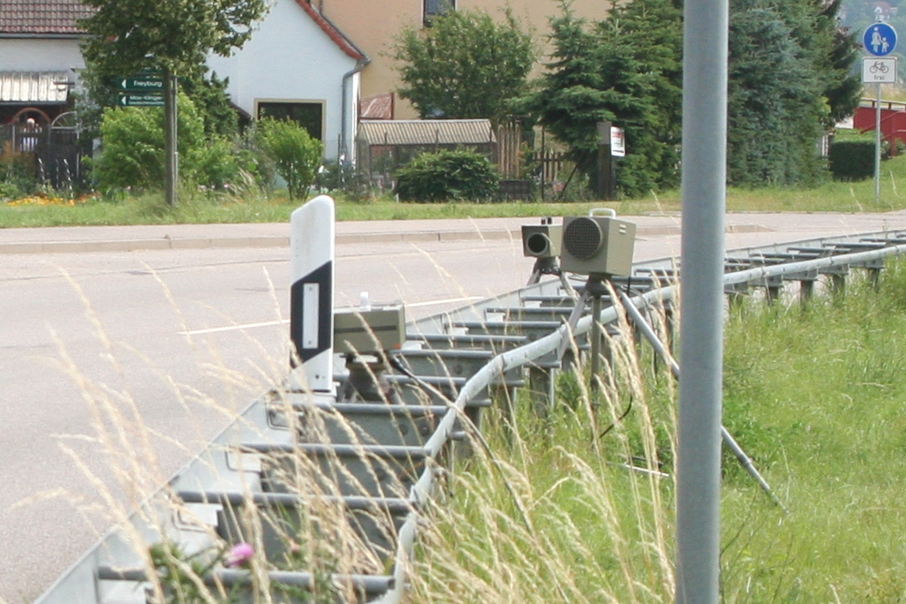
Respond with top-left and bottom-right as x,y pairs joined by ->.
358,119 -> 496,146
0,71 -> 71,104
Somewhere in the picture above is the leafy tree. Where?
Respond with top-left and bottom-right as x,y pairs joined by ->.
393,8 -> 536,125
255,118 -> 323,200
78,0 -> 267,200
79,0 -> 268,81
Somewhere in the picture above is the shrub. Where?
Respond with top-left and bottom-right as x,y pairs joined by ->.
828,139 -> 875,181
255,118 -> 323,200
0,141 -> 37,198
395,149 -> 500,202
90,93 -> 247,193
0,181 -> 24,202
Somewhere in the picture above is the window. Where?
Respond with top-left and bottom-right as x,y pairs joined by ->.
424,0 -> 455,26
257,101 -> 324,141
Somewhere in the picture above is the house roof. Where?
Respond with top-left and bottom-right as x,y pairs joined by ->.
0,0 -> 93,35
294,0 -> 366,61
0,0 -> 367,65
358,119 -> 496,146
360,93 -> 393,120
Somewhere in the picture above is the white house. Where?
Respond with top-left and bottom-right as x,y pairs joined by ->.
1,0 -> 367,162
208,0 -> 368,162
0,0 -> 90,127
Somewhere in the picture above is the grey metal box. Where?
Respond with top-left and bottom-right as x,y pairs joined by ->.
334,305 -> 406,355
559,215 -> 636,276
521,224 -> 562,258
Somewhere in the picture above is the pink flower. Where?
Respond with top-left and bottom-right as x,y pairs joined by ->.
225,542 -> 255,567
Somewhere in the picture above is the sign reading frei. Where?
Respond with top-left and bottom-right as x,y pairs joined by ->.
864,22 -> 897,57
863,57 -> 898,83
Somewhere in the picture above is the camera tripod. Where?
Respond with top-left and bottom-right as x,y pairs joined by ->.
558,272 -> 614,389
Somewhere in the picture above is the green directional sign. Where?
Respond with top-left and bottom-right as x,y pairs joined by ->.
118,93 -> 165,107
118,76 -> 164,92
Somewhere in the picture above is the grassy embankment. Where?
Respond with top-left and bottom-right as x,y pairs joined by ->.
12,140 -> 906,601
409,263 -> 906,602
42,255 -> 906,602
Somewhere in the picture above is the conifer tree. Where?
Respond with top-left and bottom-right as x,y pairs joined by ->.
521,0 -> 682,197
523,0 -> 857,192
816,0 -> 862,126
727,0 -> 856,186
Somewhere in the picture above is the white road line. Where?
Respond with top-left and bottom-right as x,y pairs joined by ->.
179,320 -> 287,336
406,296 -> 483,308
179,296 -> 485,336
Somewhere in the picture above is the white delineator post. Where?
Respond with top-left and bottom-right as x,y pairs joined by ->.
290,195 -> 336,393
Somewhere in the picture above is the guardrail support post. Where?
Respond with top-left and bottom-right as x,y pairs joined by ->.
831,272 -> 847,296
800,279 -> 815,304
528,365 -> 556,415
868,266 -> 882,290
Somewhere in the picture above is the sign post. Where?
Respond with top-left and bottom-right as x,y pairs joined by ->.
163,69 -> 178,206
864,21 -> 898,207
116,70 -> 175,203
595,122 -> 618,201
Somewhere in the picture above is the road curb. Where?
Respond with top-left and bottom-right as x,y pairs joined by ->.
0,228 -> 524,254
0,223 -> 775,255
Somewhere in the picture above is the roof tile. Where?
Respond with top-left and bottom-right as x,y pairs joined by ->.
0,0 -> 94,35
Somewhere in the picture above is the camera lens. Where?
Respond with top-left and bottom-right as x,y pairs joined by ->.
526,232 -> 550,255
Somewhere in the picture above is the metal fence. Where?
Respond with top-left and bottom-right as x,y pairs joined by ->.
0,116 -> 85,190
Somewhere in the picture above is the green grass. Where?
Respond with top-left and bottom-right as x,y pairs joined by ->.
0,191 -> 676,228
6,147 -> 906,227
719,268 -> 906,602
410,262 -> 906,602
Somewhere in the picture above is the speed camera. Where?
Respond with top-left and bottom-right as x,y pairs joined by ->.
559,210 -> 636,277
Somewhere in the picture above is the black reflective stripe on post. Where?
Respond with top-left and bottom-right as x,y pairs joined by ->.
290,261 -> 333,366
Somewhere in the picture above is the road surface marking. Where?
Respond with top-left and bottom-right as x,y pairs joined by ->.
178,296 -> 484,335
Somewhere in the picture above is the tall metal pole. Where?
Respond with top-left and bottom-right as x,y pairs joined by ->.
677,1 -> 727,602
875,81 -> 882,206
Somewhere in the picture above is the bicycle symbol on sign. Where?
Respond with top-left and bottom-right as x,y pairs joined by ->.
870,60 -> 890,74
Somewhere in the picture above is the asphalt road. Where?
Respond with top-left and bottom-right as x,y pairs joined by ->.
4,211 -> 906,602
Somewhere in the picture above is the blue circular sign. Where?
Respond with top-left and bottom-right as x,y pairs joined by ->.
864,23 -> 897,56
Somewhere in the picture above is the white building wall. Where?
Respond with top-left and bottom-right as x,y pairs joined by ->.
207,0 -> 359,160
0,38 -> 85,72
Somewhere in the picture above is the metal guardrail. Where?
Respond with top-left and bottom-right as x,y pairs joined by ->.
36,228 -> 906,603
